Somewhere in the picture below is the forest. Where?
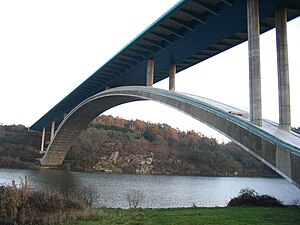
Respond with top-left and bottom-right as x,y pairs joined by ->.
0,115 -> 278,177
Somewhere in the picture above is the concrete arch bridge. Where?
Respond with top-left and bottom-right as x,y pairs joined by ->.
40,86 -> 300,188
30,0 -> 300,188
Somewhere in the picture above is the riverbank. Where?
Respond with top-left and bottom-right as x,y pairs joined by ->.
1,169 -> 299,225
68,206 -> 300,225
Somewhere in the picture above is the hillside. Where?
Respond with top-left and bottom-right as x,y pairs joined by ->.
0,124 -> 40,169
0,115 -> 278,177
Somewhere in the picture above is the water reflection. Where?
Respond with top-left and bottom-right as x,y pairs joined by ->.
0,168 -> 299,208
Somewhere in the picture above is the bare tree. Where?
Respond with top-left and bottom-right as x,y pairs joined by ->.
74,184 -> 99,207
125,189 -> 145,208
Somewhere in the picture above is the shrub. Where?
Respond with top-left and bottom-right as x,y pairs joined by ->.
0,177 -> 91,225
227,188 -> 283,207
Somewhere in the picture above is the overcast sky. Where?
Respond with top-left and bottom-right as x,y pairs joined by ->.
0,0 -> 299,140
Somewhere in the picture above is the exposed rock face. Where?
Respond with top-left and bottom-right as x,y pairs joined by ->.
93,149 -> 154,174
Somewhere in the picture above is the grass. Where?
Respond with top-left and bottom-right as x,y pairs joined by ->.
68,206 -> 300,225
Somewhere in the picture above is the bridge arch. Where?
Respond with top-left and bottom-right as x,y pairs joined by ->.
41,86 -> 300,188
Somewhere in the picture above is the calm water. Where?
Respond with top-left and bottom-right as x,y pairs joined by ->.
0,168 -> 299,208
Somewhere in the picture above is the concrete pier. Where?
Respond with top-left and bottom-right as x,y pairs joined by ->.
40,127 -> 45,152
146,59 -> 154,86
50,121 -> 55,140
276,8 -> 291,131
169,64 -> 176,91
247,0 -> 262,126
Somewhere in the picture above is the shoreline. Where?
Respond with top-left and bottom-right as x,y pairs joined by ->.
0,166 -> 280,179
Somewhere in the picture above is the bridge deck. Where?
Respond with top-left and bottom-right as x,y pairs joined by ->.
30,0 -> 300,131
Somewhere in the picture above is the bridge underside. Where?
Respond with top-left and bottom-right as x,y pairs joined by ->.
30,0 -> 300,132
41,87 -> 300,188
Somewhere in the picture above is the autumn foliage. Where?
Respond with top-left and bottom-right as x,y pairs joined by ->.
65,115 -> 277,177
0,115 -> 277,177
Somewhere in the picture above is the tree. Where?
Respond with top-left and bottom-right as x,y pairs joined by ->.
125,189 -> 145,208
74,184 -> 100,207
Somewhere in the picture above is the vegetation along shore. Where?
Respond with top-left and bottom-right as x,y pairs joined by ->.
1,179 -> 299,225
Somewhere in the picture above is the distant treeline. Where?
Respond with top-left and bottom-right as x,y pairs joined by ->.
0,115 -> 279,177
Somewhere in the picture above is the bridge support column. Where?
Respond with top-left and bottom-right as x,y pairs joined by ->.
169,64 -> 176,91
146,59 -> 154,86
247,0 -> 262,126
40,127 -> 46,153
276,8 -> 291,131
50,121 -> 55,140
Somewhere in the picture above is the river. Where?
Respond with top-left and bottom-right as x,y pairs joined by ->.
0,168 -> 299,208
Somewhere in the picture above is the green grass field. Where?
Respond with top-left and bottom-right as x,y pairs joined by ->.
69,206 -> 300,225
